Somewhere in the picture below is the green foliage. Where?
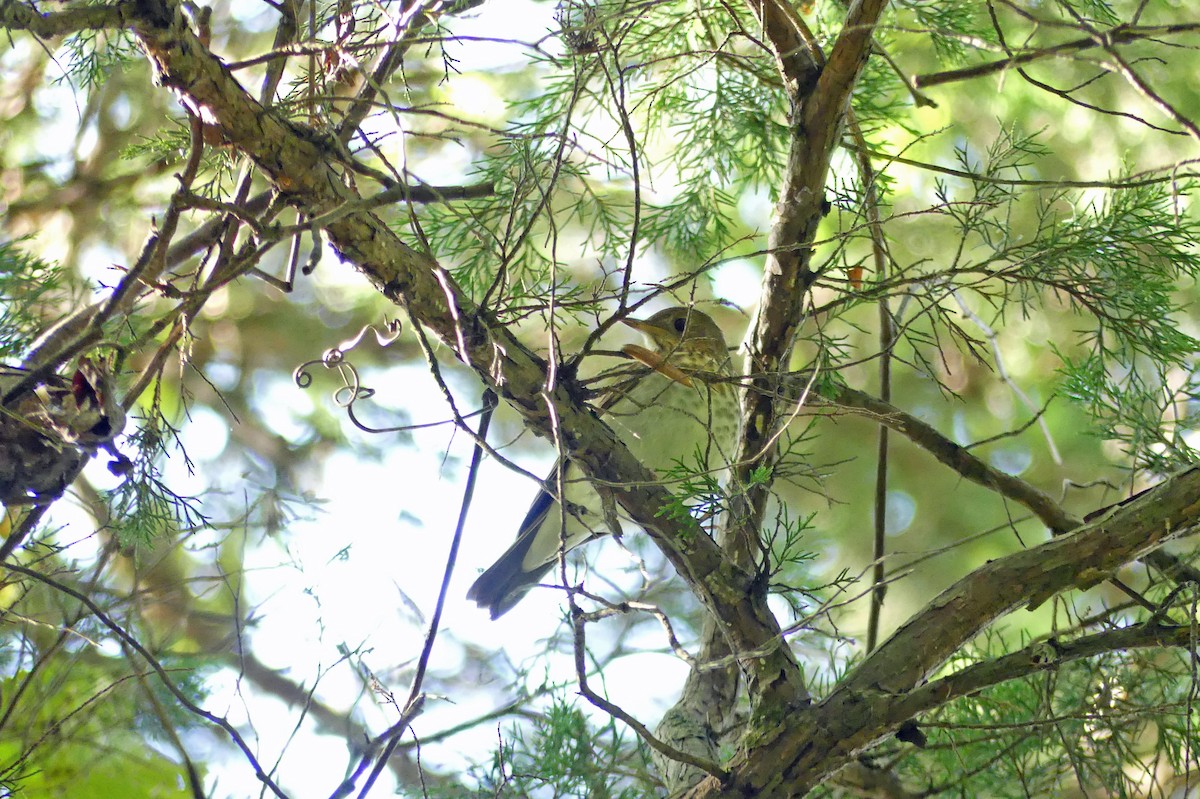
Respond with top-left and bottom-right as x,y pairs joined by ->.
765,506 -> 818,577
418,0 -> 803,306
892,0 -> 992,63
747,464 -> 773,486
105,419 -> 209,549
453,700 -> 649,798
1067,0 -> 1122,26
0,241 -> 63,360
880,127 -> 1200,470
654,445 -> 728,537
1041,182 -> 1200,470
55,29 -> 140,91
123,121 -> 241,198
0,652 -> 205,798
419,137 -> 598,305
869,629 -> 1200,798
4,0 -> 1200,796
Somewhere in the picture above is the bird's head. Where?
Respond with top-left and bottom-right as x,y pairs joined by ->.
624,306 -> 727,356
622,306 -> 730,379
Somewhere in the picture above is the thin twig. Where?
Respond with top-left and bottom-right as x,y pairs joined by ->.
340,390 -> 497,799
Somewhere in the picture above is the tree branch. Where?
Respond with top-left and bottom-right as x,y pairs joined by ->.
0,0 -> 137,36
913,22 -> 1200,89
687,465 -> 1200,797
726,0 -> 890,713
827,385 -> 1200,588
906,619 -> 1199,716
125,0 -> 789,717
828,385 -> 1078,532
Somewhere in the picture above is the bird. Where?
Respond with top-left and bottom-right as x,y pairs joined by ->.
467,306 -> 738,619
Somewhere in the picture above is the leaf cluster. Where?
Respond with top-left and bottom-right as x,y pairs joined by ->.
457,700 -> 648,798
878,629 -> 1200,798
0,240 -> 64,361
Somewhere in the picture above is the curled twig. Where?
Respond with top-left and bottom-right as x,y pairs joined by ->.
293,322 -> 404,405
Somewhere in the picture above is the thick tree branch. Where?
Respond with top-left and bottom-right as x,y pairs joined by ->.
685,465 -> 1200,798
906,619 -> 1199,715
725,0 -> 890,714
124,0 -> 791,718
651,1 -> 892,790
743,0 -> 821,95
0,0 -> 137,35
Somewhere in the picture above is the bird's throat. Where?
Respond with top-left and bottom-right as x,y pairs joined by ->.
621,344 -> 695,387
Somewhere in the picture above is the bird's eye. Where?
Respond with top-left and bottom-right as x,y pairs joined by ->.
673,316 -> 687,333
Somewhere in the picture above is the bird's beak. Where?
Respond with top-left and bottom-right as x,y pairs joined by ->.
622,316 -> 676,348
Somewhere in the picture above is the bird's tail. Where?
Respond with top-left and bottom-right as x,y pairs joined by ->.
465,539 -> 555,619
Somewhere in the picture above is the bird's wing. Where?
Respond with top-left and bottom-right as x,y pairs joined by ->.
466,360 -> 657,618
517,463 -> 560,544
